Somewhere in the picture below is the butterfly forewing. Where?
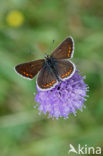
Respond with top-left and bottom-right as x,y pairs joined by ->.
15,59 -> 44,79
55,59 -> 76,80
51,37 -> 74,59
37,65 -> 58,90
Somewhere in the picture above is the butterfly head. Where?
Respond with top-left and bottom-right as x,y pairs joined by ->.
44,54 -> 50,59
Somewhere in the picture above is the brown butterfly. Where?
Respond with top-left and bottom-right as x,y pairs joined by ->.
15,37 -> 76,91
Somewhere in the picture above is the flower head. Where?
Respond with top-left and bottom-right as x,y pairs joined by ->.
6,10 -> 24,27
35,71 -> 88,119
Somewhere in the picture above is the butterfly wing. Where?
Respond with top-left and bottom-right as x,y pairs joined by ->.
15,59 -> 44,79
37,65 -> 58,90
55,59 -> 76,80
51,36 -> 74,59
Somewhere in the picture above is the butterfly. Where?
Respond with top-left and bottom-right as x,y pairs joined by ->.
15,36 -> 76,91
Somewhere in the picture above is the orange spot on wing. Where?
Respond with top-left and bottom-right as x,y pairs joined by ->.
67,45 -> 72,57
26,73 -> 29,76
30,74 -> 33,78
61,67 -> 73,78
42,80 -> 56,88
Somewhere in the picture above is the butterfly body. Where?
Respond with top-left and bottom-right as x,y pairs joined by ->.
44,56 -> 60,82
15,36 -> 76,91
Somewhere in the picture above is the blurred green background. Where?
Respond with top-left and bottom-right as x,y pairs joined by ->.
0,0 -> 103,156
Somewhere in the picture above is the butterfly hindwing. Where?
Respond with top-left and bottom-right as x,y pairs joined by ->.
15,59 -> 44,79
55,59 -> 76,80
37,65 -> 58,90
51,36 -> 74,59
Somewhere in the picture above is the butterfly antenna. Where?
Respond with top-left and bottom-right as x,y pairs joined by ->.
50,40 -> 55,51
45,39 -> 55,55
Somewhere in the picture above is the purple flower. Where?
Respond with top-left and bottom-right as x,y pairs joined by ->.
35,71 -> 88,119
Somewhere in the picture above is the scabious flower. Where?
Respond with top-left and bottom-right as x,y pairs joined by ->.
35,71 -> 88,119
6,10 -> 24,27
